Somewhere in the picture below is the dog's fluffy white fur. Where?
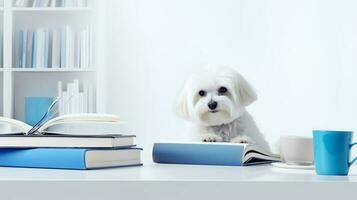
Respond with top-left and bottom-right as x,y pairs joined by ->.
177,66 -> 270,151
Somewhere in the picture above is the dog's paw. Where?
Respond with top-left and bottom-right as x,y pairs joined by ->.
231,135 -> 254,144
201,134 -> 223,142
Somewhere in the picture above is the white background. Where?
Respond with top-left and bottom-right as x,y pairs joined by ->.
100,0 -> 357,161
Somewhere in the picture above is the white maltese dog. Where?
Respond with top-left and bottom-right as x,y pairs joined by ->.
176,66 -> 270,151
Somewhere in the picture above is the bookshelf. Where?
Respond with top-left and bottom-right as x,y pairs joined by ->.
0,0 -> 100,122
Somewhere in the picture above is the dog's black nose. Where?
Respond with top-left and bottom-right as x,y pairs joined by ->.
208,101 -> 218,110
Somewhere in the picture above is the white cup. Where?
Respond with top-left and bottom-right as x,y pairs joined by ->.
280,136 -> 314,165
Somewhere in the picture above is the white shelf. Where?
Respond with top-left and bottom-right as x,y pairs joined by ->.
11,68 -> 95,72
12,7 -> 94,12
1,0 -> 99,118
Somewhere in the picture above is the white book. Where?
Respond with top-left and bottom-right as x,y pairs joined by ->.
57,81 -> 63,116
38,29 -> 45,68
62,91 -> 68,115
78,92 -> 84,113
60,27 -> 67,68
73,79 -> 80,113
51,29 -> 60,68
79,30 -> 85,68
0,32 -> 2,67
41,0 -> 50,7
88,25 -> 93,68
88,84 -> 94,113
78,0 -> 87,7
32,0 -> 41,7
49,0 -> 57,7
74,31 -> 80,68
15,0 -> 24,7
22,29 -> 28,68
44,29 -> 50,68
69,28 -> 75,68
68,82 -> 77,113
82,83 -> 88,113
65,26 -> 72,68
0,114 -> 129,148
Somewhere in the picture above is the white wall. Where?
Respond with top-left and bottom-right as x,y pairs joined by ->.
101,0 -> 357,161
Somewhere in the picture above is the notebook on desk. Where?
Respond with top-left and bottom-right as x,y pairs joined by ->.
153,141 -> 280,166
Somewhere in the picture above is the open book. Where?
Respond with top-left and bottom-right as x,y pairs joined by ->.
0,113 -> 123,134
153,141 -> 280,166
0,114 -> 132,148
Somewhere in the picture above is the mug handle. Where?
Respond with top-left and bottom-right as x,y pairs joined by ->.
349,142 -> 357,167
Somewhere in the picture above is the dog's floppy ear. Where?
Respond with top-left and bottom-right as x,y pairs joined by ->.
235,73 -> 257,106
176,86 -> 191,119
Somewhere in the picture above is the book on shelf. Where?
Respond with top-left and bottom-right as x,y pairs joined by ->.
14,0 -> 88,8
153,142 -> 280,166
58,79 -> 95,115
16,25 -> 93,69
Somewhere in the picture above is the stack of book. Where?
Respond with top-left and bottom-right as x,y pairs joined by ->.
0,114 -> 142,170
57,79 -> 95,115
15,0 -> 88,8
17,25 -> 92,69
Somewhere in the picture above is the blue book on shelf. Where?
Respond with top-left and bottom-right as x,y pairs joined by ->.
44,30 -> 49,68
18,30 -> 23,68
0,148 -> 142,170
32,31 -> 37,68
153,142 -> 279,166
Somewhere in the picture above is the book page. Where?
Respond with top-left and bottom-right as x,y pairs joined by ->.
0,117 -> 32,133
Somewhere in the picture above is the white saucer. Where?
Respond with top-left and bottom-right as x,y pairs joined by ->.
272,162 -> 315,170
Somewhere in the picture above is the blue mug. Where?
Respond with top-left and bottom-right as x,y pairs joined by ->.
313,130 -> 357,175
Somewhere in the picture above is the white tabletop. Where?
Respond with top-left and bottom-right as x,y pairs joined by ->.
0,163 -> 356,182
0,164 -> 356,200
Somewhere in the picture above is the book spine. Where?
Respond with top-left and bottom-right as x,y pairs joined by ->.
18,30 -> 23,68
67,82 -> 74,114
152,143 -> 244,166
22,29 -> 27,68
83,83 -> 88,113
60,27 -> 66,68
73,79 -> 79,113
0,148 -> 87,169
62,91 -> 68,115
57,81 -> 63,116
26,30 -> 33,68
32,30 -> 37,68
44,29 -> 50,68
88,84 -> 94,113
51,29 -> 60,68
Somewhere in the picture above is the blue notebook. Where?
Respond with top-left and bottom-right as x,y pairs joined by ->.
0,148 -> 142,170
153,142 -> 279,166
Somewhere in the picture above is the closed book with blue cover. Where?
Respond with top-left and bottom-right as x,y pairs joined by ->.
0,148 -> 142,170
153,142 -> 279,166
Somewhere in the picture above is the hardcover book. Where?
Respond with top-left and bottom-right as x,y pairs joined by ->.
0,148 -> 142,170
153,142 -> 280,166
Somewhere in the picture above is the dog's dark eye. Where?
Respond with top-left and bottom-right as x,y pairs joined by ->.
218,87 -> 228,94
198,90 -> 206,97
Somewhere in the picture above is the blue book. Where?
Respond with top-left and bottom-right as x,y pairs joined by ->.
0,148 -> 142,170
18,30 -> 23,68
153,142 -> 279,166
44,30 -> 49,68
32,30 -> 37,68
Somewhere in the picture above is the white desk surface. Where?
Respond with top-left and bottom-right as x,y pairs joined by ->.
0,164 -> 356,200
